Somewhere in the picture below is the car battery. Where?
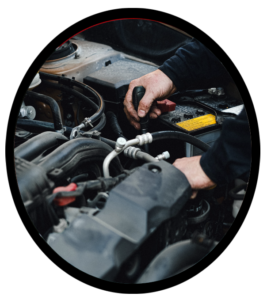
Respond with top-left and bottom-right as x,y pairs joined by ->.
158,92 -> 243,157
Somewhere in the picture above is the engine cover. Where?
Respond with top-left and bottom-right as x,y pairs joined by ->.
47,161 -> 191,281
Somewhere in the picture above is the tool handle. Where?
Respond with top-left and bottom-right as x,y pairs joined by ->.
132,86 -> 149,129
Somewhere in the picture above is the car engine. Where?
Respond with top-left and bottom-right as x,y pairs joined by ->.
13,21 -> 247,283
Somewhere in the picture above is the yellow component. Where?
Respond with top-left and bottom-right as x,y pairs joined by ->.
177,114 -> 216,131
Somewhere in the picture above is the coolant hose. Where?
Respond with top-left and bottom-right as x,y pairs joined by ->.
25,91 -> 63,131
16,119 -> 73,136
106,111 -> 126,139
38,138 -> 123,177
151,131 -> 210,152
39,72 -> 105,124
14,132 -> 68,161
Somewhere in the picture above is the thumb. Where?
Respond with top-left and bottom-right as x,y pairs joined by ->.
138,91 -> 155,117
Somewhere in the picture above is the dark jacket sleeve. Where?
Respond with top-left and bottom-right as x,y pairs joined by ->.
158,39 -> 227,90
200,108 -> 251,184
159,39 -> 251,184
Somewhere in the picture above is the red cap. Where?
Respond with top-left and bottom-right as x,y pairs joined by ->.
53,183 -> 77,207
156,99 -> 176,113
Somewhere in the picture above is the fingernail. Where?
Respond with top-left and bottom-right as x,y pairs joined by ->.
138,110 -> 145,117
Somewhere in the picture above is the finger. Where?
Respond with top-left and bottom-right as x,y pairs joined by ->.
124,101 -> 140,122
124,86 -> 140,122
150,105 -> 162,117
137,91 -> 155,117
149,112 -> 158,119
124,107 -> 141,130
190,190 -> 198,199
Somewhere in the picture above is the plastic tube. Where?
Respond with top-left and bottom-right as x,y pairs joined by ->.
151,131 -> 210,152
16,119 -> 73,136
25,91 -> 63,131
106,111 -> 126,139
39,72 -> 105,124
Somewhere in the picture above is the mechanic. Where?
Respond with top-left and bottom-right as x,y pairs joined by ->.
123,39 -> 251,198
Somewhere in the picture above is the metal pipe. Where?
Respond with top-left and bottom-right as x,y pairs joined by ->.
103,133 -> 153,178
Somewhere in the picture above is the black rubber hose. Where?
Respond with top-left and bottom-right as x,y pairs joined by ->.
38,138 -> 123,177
14,132 -> 68,161
151,131 -> 210,152
137,240 -> 217,283
99,137 -> 116,148
92,114 -> 106,132
106,111 -> 126,139
25,91 -> 63,131
39,72 -> 105,124
16,119 -> 73,136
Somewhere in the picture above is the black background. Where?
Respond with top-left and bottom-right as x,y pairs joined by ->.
7,15 -> 254,286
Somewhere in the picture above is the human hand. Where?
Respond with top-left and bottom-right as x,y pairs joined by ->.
123,69 -> 177,130
173,156 -> 216,199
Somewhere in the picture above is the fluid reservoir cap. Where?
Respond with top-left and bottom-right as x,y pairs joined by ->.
28,73 -> 41,90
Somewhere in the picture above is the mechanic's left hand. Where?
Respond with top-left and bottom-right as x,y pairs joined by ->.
173,155 -> 216,199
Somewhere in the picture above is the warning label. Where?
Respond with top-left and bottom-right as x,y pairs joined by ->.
177,114 -> 216,131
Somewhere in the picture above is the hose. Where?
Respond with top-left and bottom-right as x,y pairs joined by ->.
38,138 -> 123,177
99,137 -> 116,148
25,91 -> 63,132
135,151 -> 158,163
151,131 -> 210,152
16,119 -> 73,136
14,132 -> 68,161
229,183 -> 247,200
137,239 -> 217,283
106,111 -> 126,139
39,72 -> 105,124
91,114 -> 106,132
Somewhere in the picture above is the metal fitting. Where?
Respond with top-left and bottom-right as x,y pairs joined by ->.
83,118 -> 93,128
124,146 -> 140,159
19,104 -> 36,120
70,123 -> 85,140
56,127 -> 66,135
115,137 -> 127,152
156,151 -> 171,161
136,133 -> 153,145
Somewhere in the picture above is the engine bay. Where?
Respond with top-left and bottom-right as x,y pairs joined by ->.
14,22 -> 247,283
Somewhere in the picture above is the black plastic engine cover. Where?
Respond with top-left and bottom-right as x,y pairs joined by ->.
47,161 -> 191,281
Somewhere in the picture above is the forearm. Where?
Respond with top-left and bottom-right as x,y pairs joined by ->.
158,39 -> 226,91
200,109 -> 251,184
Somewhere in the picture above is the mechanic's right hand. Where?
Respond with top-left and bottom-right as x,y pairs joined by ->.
123,69 -> 177,130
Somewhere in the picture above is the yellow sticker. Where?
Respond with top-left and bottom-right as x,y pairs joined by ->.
177,114 -> 216,131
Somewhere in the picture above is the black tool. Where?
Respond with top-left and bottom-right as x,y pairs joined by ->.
132,86 -> 149,153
